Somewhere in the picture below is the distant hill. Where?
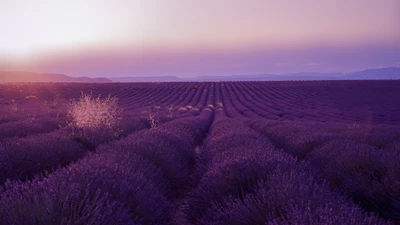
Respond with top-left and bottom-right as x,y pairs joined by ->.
112,76 -> 181,82
190,72 -> 344,81
190,68 -> 400,81
1,67 -> 399,83
109,67 -> 400,82
0,71 -> 111,83
346,67 -> 400,80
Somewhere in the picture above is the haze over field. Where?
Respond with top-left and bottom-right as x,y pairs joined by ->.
0,0 -> 399,79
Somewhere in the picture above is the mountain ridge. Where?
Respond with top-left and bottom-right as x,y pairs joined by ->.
0,71 -> 111,83
1,67 -> 399,83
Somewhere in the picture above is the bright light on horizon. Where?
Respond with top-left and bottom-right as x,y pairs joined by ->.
0,0 -> 161,60
0,0 -> 399,75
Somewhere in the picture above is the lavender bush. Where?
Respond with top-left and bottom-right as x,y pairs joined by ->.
307,139 -> 400,222
197,169 -> 391,225
0,118 -> 60,141
0,130 -> 87,184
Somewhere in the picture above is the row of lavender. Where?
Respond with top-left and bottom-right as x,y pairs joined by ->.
4,81 -> 400,125
0,82 -> 217,188
199,81 -> 398,223
177,107 -> 393,224
214,81 -> 400,222
248,119 -> 400,222
0,107 -> 214,224
0,82 -> 213,124
0,82 -> 213,139
218,82 -> 400,153
0,117 -> 152,184
1,115 -> 397,224
214,81 -> 400,124
0,82 -> 214,144
1,81 -> 399,224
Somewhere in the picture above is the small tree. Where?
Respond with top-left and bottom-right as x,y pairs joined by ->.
67,92 -> 123,149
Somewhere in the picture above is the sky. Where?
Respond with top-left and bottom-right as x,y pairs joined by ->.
0,0 -> 399,77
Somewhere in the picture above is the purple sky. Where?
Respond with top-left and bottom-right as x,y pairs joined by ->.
1,0 -> 399,77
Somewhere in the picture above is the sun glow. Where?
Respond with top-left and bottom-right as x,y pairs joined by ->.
1,30 -> 101,61
0,0 -> 158,61
0,0 -> 398,74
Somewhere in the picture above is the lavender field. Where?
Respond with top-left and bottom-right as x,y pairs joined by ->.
0,81 -> 400,225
